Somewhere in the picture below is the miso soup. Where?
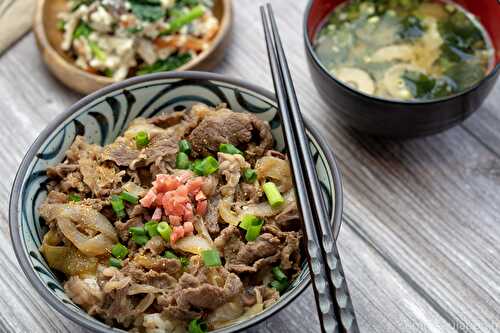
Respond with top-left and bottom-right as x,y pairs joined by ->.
314,0 -> 494,101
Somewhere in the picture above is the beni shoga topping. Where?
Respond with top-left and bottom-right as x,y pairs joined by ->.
58,0 -> 220,80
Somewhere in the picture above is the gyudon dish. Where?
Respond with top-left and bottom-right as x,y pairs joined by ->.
58,0 -> 220,80
39,104 -> 302,332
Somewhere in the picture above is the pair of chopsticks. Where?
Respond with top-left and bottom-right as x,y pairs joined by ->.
260,4 -> 360,333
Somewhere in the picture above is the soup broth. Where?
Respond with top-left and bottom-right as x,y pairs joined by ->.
314,0 -> 494,101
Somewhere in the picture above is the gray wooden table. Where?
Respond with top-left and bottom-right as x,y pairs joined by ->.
2,0 -> 500,332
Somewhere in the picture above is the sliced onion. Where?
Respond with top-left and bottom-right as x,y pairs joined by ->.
219,191 -> 295,225
134,293 -> 156,314
255,156 -> 292,192
207,301 -> 244,327
40,242 -> 98,276
128,284 -> 163,295
211,302 -> 264,329
218,198 -> 240,226
240,190 -> 295,218
122,181 -> 147,197
194,216 -> 213,244
173,235 -> 213,255
39,204 -> 118,256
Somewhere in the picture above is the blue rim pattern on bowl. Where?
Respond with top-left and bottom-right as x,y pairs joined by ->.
9,72 -> 343,333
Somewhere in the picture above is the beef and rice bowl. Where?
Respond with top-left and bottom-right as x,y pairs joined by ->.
38,104 -> 303,332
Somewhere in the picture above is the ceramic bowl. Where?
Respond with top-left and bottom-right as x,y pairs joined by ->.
304,0 -> 500,138
9,72 -> 344,333
33,0 -> 233,94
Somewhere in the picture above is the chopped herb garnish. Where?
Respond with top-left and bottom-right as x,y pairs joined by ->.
68,193 -> 81,202
135,131 -> 150,148
109,257 -> 123,268
243,168 -> 257,183
111,243 -> 128,259
137,53 -> 192,75
73,21 -> 92,39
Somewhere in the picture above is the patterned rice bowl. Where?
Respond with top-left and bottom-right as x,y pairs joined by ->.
9,72 -> 343,333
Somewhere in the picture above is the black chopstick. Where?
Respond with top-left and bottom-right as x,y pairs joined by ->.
261,4 -> 360,333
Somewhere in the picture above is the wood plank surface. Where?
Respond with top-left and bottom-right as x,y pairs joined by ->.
1,0 -> 499,332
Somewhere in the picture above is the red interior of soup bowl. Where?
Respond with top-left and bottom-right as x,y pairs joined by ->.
306,0 -> 500,66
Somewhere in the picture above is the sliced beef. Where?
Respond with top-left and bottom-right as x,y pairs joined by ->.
64,276 -> 103,312
59,172 -> 87,193
214,225 -> 243,264
101,138 -> 140,167
274,202 -> 300,230
188,108 -> 273,159
148,111 -> 185,128
217,153 -> 249,198
143,236 -> 167,256
66,136 -> 101,163
280,232 -> 301,271
204,196 -> 220,234
79,158 -> 124,197
262,226 -> 302,272
127,132 -> 179,179
121,262 -> 178,289
100,286 -> 135,326
173,272 -> 242,310
233,233 -> 280,264
46,191 -> 68,204
225,233 -> 282,274
116,216 -> 143,241
46,164 -> 79,178
133,254 -> 182,276
236,182 -> 261,203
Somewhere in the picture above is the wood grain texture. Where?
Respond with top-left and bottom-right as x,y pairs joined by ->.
1,0 -> 500,332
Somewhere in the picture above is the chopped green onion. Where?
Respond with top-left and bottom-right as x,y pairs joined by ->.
272,266 -> 287,282
73,21 -> 92,39
191,159 -> 204,175
178,139 -> 192,155
176,152 -> 191,170
219,143 -> 243,155
188,319 -> 208,333
201,250 -> 222,267
111,195 -> 126,219
111,243 -> 128,259
243,168 -> 257,183
192,156 -> 219,176
270,279 -> 289,293
132,234 -> 149,246
180,256 -> 190,267
145,221 -> 160,238
203,156 -> 219,175
163,250 -> 178,259
245,218 -> 263,242
157,222 -> 172,242
119,191 -> 139,204
163,5 -> 205,34
68,193 -> 81,202
109,257 -> 123,268
262,182 -> 285,208
135,131 -> 150,148
103,68 -> 114,77
127,26 -> 143,34
89,40 -> 106,61
239,214 -> 260,230
129,226 -> 146,236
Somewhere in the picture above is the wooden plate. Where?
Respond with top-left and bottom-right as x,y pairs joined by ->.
33,0 -> 233,94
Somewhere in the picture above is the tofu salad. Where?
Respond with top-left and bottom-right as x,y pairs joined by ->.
58,0 -> 220,80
